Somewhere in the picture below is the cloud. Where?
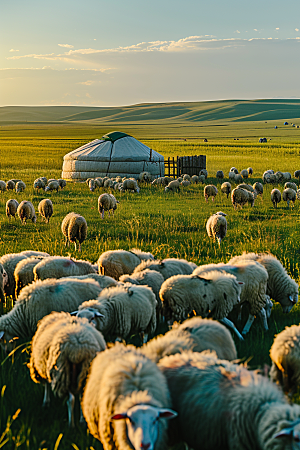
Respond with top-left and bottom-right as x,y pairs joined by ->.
235,30 -> 240,34
9,49 -> 19,52
77,80 -> 95,85
254,29 -> 258,31
296,28 -> 299,32
58,44 -> 74,48
276,28 -> 280,30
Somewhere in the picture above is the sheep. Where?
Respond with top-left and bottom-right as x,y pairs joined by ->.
77,284 -> 157,343
38,199 -> 53,223
228,171 -> 236,181
230,167 -> 239,174
237,183 -> 256,195
294,170 -> 300,180
45,180 -> 60,192
6,199 -> 19,220
221,181 -> 231,198
119,269 -> 164,310
65,273 -> 119,290
6,180 -> 15,190
95,177 -> 104,188
133,258 -> 197,281
282,187 -> 296,208
33,178 -> 46,191
57,178 -> 67,189
199,169 -> 208,178
204,184 -> 218,202
216,170 -> 224,180
17,200 -> 36,224
39,177 -> 47,185
165,180 -> 180,193
104,179 -> 114,189
247,167 -> 253,176
271,189 -> 281,208
182,174 -> 191,181
28,311 -> 106,426
229,252 -> 299,313
88,178 -> 96,191
120,178 -> 140,193
284,181 -> 297,191
234,173 -> 243,184
0,180 -> 6,192
240,169 -> 249,179
191,175 -> 199,184
231,187 -> 254,209
98,249 -> 154,280
152,177 -> 169,187
33,256 -> 96,281
61,212 -> 87,251
253,181 -> 263,196
198,174 -> 205,184
297,189 -> 300,201
139,171 -> 152,183
180,180 -> 191,187
206,211 -> 227,245
0,264 -> 8,303
14,256 -> 48,298
158,350 -> 300,450
15,180 -> 26,193
282,172 -> 292,181
0,277 -> 103,352
81,344 -> 176,450
275,171 -> 284,182
98,193 -> 119,219
141,317 -> 237,363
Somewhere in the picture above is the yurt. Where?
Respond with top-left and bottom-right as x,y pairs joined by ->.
61,131 -> 164,180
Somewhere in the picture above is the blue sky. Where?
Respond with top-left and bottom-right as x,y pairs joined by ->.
1,0 -> 300,106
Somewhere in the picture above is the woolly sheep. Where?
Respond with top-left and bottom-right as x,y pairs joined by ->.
234,173 -> 243,183
204,184 -> 218,202
216,170 -> 224,179
94,177 -> 103,187
0,264 -> 7,303
221,182 -> 231,198
81,344 -> 176,450
142,317 -> 237,363
182,174 -> 191,181
165,180 -> 180,193
139,171 -> 152,183
65,273 -> 119,290
17,200 -> 36,224
119,269 -> 164,309
198,174 -> 205,184
104,179 -> 114,189
15,180 -> 26,193
28,312 -> 106,426
152,177 -> 169,187
77,284 -> 157,342
228,171 -> 236,181
284,181 -> 297,191
6,199 -> 19,220
271,189 -> 281,208
237,183 -> 256,194
133,258 -> 197,281
180,180 -> 191,187
253,181 -> 263,196
206,211 -> 227,245
120,178 -> 140,193
33,178 -> 45,190
6,180 -> 15,190
231,187 -> 254,209
282,172 -> 292,181
33,256 -> 96,281
297,189 -> 300,201
247,167 -> 253,176
294,170 -> 300,180
240,169 -> 249,179
98,193 -> 119,219
0,277 -> 103,352
39,177 -> 47,184
98,249 -> 154,280
57,178 -> 66,189
158,350 -> 300,450
199,169 -> 208,178
14,256 -> 47,298
191,175 -> 199,184
0,180 -> 6,192
45,180 -> 60,192
61,212 -> 87,251
88,178 -> 96,191
275,171 -> 284,182
229,252 -> 299,313
230,167 -> 239,174
38,199 -> 53,223
282,187 -> 296,208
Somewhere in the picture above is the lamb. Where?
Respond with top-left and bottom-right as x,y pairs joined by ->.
14,256 -> 48,298
33,178 -> 46,191
271,189 -> 281,208
61,212 -> 87,251
284,181 -> 297,191
17,200 -> 37,224
216,170 -> 224,179
231,187 -> 254,209
247,167 -> 253,176
98,248 -> 154,279
38,199 -> 53,223
282,187 -> 296,208
6,199 -> 19,220
28,312 -> 106,426
98,193 -> 119,219
141,316 -> 237,363
45,180 -> 60,192
119,269 -> 164,309
120,178 -> 140,193
204,185 -> 218,202
229,252 -> 299,313
15,180 -> 26,193
158,350 -> 300,450
0,277 -> 103,351
0,180 -> 6,192
133,258 -> 197,281
139,171 -> 152,183
81,344 -> 176,450
76,284 -> 157,342
240,169 -> 249,179
199,169 -> 208,178
206,211 -> 227,245
33,256 -> 96,281
221,181 -> 231,198
253,181 -> 263,196
165,180 -> 180,193
6,180 -> 15,190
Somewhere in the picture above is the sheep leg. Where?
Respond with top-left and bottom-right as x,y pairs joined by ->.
257,307 -> 268,331
219,318 -> 244,341
67,392 -> 75,427
78,242 -> 81,252
101,210 -> 104,219
241,314 -> 255,335
79,394 -> 85,425
140,332 -> 148,344
42,383 -> 51,408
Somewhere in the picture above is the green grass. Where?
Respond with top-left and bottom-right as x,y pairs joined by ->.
1,121 -> 300,448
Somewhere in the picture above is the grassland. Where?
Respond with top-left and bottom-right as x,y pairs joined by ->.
1,119 -> 300,448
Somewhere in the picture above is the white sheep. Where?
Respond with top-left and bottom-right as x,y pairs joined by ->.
95,177 -> 104,187
228,171 -> 236,181
33,256 -> 96,281
181,180 -> 191,187
33,178 -> 46,191
98,248 -> 154,279
5,199 -> 19,220
6,180 -> 15,190
282,187 -> 296,208
206,211 -> 227,245
65,273 -> 119,290
57,178 -> 67,189
231,187 -> 254,209
88,178 -> 96,191
120,178 -> 140,193
253,181 -> 263,196
294,170 -> 300,180
275,171 -> 284,182
204,184 -> 218,202
221,182 -> 231,198
152,177 -> 169,187
45,180 -> 60,192
61,212 -> 87,251
104,179 -> 114,188
14,256 -> 47,298
17,200 -> 36,224
165,180 -> 180,193
234,173 -> 243,184
282,172 -> 292,181
0,180 -> 7,192
0,264 -> 7,303
229,252 -> 299,313
38,199 -> 53,223
191,175 -> 199,184
284,182 -> 297,191
15,180 -> 26,193
28,311 -> 106,426
158,350 -> 300,450
81,344 -> 176,450
216,170 -> 224,180
139,171 -> 152,183
237,183 -> 256,195
240,169 -> 249,179
133,258 -> 197,280
271,189 -> 281,208
98,193 -> 119,219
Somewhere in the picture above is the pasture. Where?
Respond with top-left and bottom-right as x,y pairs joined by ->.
1,121 -> 300,448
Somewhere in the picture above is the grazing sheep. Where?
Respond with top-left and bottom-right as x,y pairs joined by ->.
237,183 -> 256,194
104,179 -> 114,189
39,177 -> 47,185
228,171 -> 236,181
234,173 -> 243,184
253,181 -> 263,196
284,181 -> 297,191
120,178 -> 140,193
182,174 -> 191,181
139,171 -> 152,183
165,180 -> 180,193
247,167 -> 253,176
0,180 -> 7,192
271,189 -> 281,208
294,170 -> 300,179
77,284 -> 157,342
133,258 -> 197,281
216,170 -> 224,180
231,187 -> 254,209
15,180 -> 26,193
240,169 -> 249,179
152,177 -> 169,187
38,199 -> 53,223
158,350 -> 300,450
17,200 -> 36,224
199,169 -> 208,178
61,212 -> 87,251
142,317 -> 237,363
198,174 -> 205,183
34,256 -> 96,281
119,269 -> 164,309
81,344 -> 176,450
98,249 -> 154,280
6,199 -> 19,220
206,211 -> 227,245
221,182 -> 231,198
0,264 -> 7,303
66,273 -> 119,290
275,171 -> 284,182
230,167 -> 239,174
88,179 -> 96,191
45,180 -> 60,192
204,185 -> 218,202
95,177 -> 104,188
229,252 -> 299,313
282,172 -> 292,181
14,256 -> 47,298
6,180 -> 15,190
191,175 -> 199,184
282,187 -> 296,208
98,193 -> 119,219
28,312 -> 106,426
33,178 -> 46,191
180,180 -> 191,187
57,178 -> 67,189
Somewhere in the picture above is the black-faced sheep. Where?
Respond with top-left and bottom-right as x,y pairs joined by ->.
61,212 -> 87,251
216,170 -> 224,180
98,248 -> 154,279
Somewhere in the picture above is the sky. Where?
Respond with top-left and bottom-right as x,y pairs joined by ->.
1,0 -> 300,106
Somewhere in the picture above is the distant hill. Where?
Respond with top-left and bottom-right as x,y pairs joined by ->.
1,99 -> 300,124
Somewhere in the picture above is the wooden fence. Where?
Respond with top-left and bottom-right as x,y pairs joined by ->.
164,155 -> 206,178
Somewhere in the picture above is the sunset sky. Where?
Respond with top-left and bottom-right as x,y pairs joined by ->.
1,0 -> 300,106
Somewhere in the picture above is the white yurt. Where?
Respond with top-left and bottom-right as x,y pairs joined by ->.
61,131 -> 164,180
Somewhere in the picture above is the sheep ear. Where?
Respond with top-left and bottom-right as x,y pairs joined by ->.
70,311 -> 78,316
111,413 -> 128,421
0,331 -> 4,340
158,409 -> 177,419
